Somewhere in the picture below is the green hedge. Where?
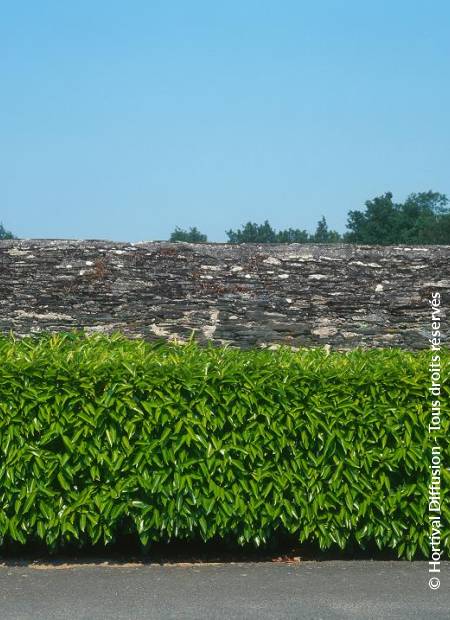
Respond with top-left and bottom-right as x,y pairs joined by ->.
0,333 -> 448,558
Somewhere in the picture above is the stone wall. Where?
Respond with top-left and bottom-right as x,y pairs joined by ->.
1,239 -> 449,349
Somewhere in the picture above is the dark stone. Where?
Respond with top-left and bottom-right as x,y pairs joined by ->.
2,239 -> 449,350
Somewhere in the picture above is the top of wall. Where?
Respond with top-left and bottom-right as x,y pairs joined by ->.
2,239 -> 449,349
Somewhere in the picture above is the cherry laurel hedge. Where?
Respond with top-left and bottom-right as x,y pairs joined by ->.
0,333 -> 449,559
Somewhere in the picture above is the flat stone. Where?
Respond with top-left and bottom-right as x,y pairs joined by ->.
0,239 -> 448,350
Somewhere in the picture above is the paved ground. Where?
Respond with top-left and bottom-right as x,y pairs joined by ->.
0,561 -> 448,619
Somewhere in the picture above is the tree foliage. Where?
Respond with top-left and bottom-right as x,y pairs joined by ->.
0,223 -> 15,240
170,226 -> 207,243
312,216 -> 342,243
344,191 -> 450,244
226,218 -> 341,244
225,191 -> 450,244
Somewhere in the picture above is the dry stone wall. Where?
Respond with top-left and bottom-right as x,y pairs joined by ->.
1,239 -> 449,349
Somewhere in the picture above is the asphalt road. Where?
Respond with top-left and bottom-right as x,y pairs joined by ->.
0,561 -> 448,619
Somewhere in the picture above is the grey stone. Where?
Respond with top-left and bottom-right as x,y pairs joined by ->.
1,240 -> 449,350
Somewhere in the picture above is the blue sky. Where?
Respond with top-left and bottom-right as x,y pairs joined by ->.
1,1 -> 449,241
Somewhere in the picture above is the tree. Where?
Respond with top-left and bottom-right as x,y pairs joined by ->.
0,223 -> 15,239
310,216 -> 342,243
345,193 -> 398,244
170,226 -> 207,242
344,191 -> 450,244
226,220 -> 277,243
227,218 -> 342,243
227,220 -> 317,243
275,228 -> 310,243
397,192 -> 449,243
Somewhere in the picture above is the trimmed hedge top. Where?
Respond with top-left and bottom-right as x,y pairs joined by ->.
0,333 -> 448,558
